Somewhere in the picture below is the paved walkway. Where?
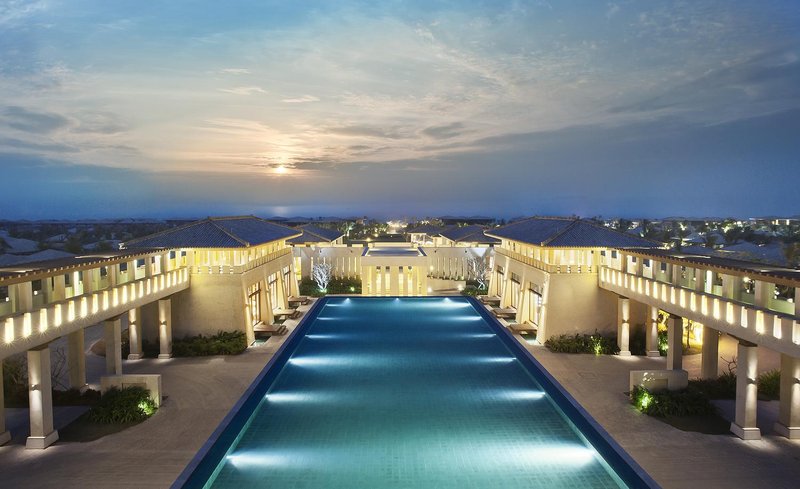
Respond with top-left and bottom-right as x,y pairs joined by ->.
516,336 -> 800,489
0,302 -> 312,488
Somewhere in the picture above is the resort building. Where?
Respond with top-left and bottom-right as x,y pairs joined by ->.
1,214 -> 799,452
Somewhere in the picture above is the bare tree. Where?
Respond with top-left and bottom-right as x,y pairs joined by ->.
468,256 -> 490,289
312,262 -> 333,292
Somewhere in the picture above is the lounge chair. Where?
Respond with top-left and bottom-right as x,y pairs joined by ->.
288,295 -> 310,306
492,307 -> 517,319
478,295 -> 501,305
274,307 -> 301,320
254,323 -> 288,336
508,323 -> 537,334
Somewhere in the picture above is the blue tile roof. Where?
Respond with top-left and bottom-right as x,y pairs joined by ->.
123,216 -> 301,249
440,225 -> 500,244
486,217 -> 664,248
288,224 -> 344,244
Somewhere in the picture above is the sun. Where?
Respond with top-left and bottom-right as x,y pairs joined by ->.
274,165 -> 289,175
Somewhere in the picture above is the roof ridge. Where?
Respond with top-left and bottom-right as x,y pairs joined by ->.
209,220 -> 250,246
541,219 -> 581,246
123,218 -> 206,247
581,219 -> 666,247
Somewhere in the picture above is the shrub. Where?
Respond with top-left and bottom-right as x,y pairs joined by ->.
88,387 -> 157,424
53,388 -> 101,406
544,331 -> 619,355
460,285 -> 486,297
171,331 -> 248,357
631,385 -> 716,417
657,329 -> 668,356
299,277 -> 361,296
757,369 -> 780,400
689,372 -> 736,399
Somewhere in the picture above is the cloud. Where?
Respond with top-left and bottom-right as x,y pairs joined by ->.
421,122 -> 466,140
71,111 -> 128,135
328,125 -> 412,140
0,136 -> 78,153
281,95 -> 320,103
218,86 -> 266,95
3,106 -> 70,134
220,68 -> 251,75
0,0 -> 45,26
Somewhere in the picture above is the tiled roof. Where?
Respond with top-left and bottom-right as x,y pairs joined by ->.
406,224 -> 443,235
486,217 -> 664,248
288,224 -> 344,244
123,216 -> 301,249
440,225 -> 501,244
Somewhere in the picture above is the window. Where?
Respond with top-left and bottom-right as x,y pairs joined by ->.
643,259 -> 651,267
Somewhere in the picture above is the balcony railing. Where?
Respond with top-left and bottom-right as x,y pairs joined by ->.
496,247 -> 595,274
599,267 -> 800,357
1,268 -> 189,358
190,247 -> 292,275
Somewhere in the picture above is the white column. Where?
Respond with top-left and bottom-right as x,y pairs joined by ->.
754,280 -> 774,309
128,308 -> 142,360
389,267 -> 399,296
0,363 -> 10,445
700,325 -> 719,380
275,273 -> 288,308
617,296 -> 631,356
67,329 -> 87,389
26,345 -> 58,449
645,306 -> 660,357
731,340 -> 761,440
722,274 -> 741,301
666,315 -> 683,370
775,354 -> 800,439
104,318 -> 122,375
158,298 -> 172,359
52,274 -> 66,302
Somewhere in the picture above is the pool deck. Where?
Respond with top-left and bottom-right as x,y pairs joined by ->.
1,298 -> 800,488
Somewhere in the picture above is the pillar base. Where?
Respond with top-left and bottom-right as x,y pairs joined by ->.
618,351 -> 632,357
774,423 -> 800,439
0,431 -> 10,446
730,423 -> 761,440
127,354 -> 142,360
157,353 -> 172,360
26,430 -> 59,449
646,350 -> 661,357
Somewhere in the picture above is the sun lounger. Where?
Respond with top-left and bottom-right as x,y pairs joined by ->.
274,308 -> 301,320
492,307 -> 517,319
478,295 -> 501,305
508,323 -> 537,334
288,295 -> 310,306
254,323 -> 288,336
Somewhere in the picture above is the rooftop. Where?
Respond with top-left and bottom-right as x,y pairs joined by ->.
287,224 -> 344,244
123,216 -> 300,249
440,225 -> 500,244
487,217 -> 665,249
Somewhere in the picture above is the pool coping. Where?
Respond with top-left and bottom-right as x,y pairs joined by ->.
467,296 -> 661,489
172,296 -> 660,489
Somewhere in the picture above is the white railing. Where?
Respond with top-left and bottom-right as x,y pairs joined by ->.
496,247 -> 595,274
191,247 -> 292,275
599,267 -> 800,357
1,268 -> 189,358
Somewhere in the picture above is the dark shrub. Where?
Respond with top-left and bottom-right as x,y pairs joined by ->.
757,369 -> 780,400
689,372 -> 736,399
88,386 -> 157,424
631,385 -> 716,417
172,331 -> 247,357
544,331 -> 619,355
300,277 -> 361,296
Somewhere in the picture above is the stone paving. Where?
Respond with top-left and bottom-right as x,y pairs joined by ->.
515,335 -> 800,489
0,303 -> 309,488
2,298 -> 800,488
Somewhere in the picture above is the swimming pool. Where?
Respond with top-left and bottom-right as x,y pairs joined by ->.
174,297 -> 656,488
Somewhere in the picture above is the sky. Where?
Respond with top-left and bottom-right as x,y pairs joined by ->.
0,0 -> 799,220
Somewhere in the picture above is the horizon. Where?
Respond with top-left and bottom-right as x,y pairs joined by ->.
1,1 -> 799,219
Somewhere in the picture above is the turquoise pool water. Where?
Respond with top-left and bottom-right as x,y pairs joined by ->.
202,297 -> 630,488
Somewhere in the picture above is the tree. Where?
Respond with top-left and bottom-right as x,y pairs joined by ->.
312,262 -> 333,292
785,242 -> 800,268
468,256 -> 490,289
